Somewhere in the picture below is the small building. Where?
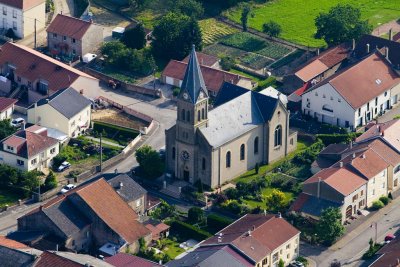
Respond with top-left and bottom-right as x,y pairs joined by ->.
27,87 -> 91,138
0,97 -> 17,120
301,51 -> 400,129
0,235 -> 39,267
0,0 -> 45,39
17,178 -> 152,254
0,125 -> 59,171
105,253 -> 163,267
167,214 -> 300,267
182,51 -> 219,69
47,14 -> 103,58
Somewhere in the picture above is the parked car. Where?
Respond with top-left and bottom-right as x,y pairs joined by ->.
385,234 -> 396,243
10,118 -> 25,128
60,184 -> 76,194
289,261 -> 304,267
57,161 -> 71,172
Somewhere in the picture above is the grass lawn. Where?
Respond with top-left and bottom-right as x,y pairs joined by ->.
162,238 -> 185,259
0,190 -> 20,208
200,18 -> 239,46
243,187 -> 294,209
224,0 -> 400,47
234,137 -> 311,184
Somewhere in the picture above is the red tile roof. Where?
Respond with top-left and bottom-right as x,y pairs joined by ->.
346,149 -> 389,179
47,14 -> 92,40
0,97 -> 17,112
0,42 -> 95,93
182,52 -> 219,67
0,236 -> 28,249
162,60 -> 248,93
105,253 -> 162,267
75,179 -> 150,244
35,251 -> 83,267
202,214 -> 299,263
0,0 -> 44,10
357,119 -> 400,153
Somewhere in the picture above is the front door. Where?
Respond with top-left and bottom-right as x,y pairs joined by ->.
183,170 -> 189,181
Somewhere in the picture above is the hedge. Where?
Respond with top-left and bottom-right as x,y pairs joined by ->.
93,121 -> 139,142
316,133 -> 362,146
169,220 -> 212,241
207,214 -> 233,233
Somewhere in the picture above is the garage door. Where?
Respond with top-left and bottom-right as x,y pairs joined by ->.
165,77 -> 174,85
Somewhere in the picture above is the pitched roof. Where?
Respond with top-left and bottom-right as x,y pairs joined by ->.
31,87 -> 91,119
162,60 -> 246,94
304,167 -> 366,196
0,97 -> 17,112
182,51 -> 219,67
343,149 -> 389,179
47,14 -> 92,40
105,253 -> 163,267
0,236 -> 28,249
75,179 -> 150,244
202,214 -> 299,263
354,34 -> 400,67
295,44 -> 349,82
107,174 -> 147,203
290,193 -> 341,217
1,130 -> 58,158
34,251 -> 83,267
167,245 -> 254,267
370,236 -> 400,267
0,0 -> 44,10
0,42 -> 95,93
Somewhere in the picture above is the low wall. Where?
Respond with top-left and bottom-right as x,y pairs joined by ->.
84,67 -> 161,98
14,105 -> 28,115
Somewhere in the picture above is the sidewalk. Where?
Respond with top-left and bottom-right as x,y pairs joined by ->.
85,136 -> 125,148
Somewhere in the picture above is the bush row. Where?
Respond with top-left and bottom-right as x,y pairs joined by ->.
207,214 -> 233,232
316,133 -> 362,146
169,220 -> 212,241
93,121 -> 139,142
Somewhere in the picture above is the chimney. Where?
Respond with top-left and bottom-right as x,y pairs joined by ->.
362,154 -> 366,159
317,178 -> 321,198
317,49 -> 320,56
264,209 -> 267,216
385,47 -> 389,60
389,29 -> 393,41
247,230 -> 252,237
159,260 -> 163,265
339,161 -> 343,168
352,153 -> 356,159
352,39 -> 355,50
382,130 -> 385,137
252,225 -> 256,231
56,244 -> 58,252
277,212 -> 282,218
119,182 -> 123,189
350,141 -> 353,149
39,205 -> 43,211
21,122 -> 25,130
366,43 -> 370,54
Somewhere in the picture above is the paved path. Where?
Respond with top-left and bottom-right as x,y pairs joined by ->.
372,20 -> 400,37
85,136 -> 125,148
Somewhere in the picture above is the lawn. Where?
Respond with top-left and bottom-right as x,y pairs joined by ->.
243,187 -> 294,209
199,18 -> 238,46
0,190 -> 21,208
162,238 -> 185,259
224,0 -> 400,47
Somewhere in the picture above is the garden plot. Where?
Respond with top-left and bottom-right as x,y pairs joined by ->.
199,18 -> 238,46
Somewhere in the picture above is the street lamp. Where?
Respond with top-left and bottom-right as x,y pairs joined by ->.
370,222 -> 378,244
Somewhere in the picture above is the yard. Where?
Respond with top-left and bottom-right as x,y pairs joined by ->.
243,187 -> 294,210
0,190 -> 21,208
224,0 -> 400,47
199,18 -> 238,46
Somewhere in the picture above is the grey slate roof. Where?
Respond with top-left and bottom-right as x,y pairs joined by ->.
42,200 -> 90,237
180,45 -> 208,103
200,83 -> 280,148
30,87 -> 91,119
107,174 -> 147,203
291,193 -> 341,217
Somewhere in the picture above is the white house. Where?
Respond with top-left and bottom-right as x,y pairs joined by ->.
0,125 -> 59,171
301,51 -> 400,130
0,0 -> 45,39
0,97 -> 16,120
27,87 -> 92,138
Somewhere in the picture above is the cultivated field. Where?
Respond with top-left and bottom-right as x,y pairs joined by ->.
225,0 -> 400,47
199,18 -> 238,46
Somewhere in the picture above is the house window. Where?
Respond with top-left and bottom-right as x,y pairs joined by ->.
12,10 -> 16,18
72,240 -> 75,246
13,21 -> 17,30
186,111 -> 190,122
286,244 -> 291,249
358,108 -> 361,116
172,147 -> 175,160
72,38 -> 76,43
3,7 -> 6,15
384,92 -> 388,97
72,49 -> 76,54
50,148 -> 56,154
274,125 -> 282,147
262,258 -> 268,265
383,182 -> 385,189
197,110 -> 201,122
31,158 -> 37,165
6,146 -> 13,151
322,104 -> 333,113
361,190 -> 363,196
202,108 -> 205,119
372,189 -> 375,195
136,198 -> 142,207
375,97 -> 378,106
17,159 -> 24,166
394,165 -> 400,174
53,33 -> 57,38
181,109 -> 185,121
28,81 -> 32,87
322,94 -> 326,98
17,76 -> 21,82
273,253 -> 279,262
290,138 -> 293,145
280,249 -> 283,255
202,157 -> 206,170
254,137 -> 259,154
63,36 -> 67,41
373,178 -> 376,184
240,144 -> 245,160
226,151 -> 231,168
367,103 -> 370,110
338,98 -> 341,102
37,81 -> 49,95
352,194 -> 358,202
315,92 -> 318,96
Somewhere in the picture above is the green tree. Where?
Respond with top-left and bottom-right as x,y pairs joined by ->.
122,23 -> 146,50
20,171 -> 41,197
135,145 -> 164,179
174,0 -> 204,19
316,207 -> 345,245
240,4 -> 253,32
188,207 -> 205,224
128,0 -> 145,11
44,170 -> 57,191
315,4 -> 372,46
151,200 -> 176,219
262,21 -> 282,37
0,119 -> 17,140
278,259 -> 285,267
152,12 -> 203,60
265,189 -> 287,212
220,56 -> 236,71
101,41 -> 128,67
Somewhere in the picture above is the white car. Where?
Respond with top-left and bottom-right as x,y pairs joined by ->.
60,184 -> 76,194
57,161 -> 71,172
10,118 -> 25,127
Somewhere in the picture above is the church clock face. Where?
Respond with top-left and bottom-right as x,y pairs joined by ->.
199,92 -> 204,99
181,150 -> 190,161
183,93 -> 189,100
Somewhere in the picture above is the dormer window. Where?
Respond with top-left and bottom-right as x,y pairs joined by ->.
7,145 -> 13,151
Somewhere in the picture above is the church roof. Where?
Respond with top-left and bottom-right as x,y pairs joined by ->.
180,45 -> 208,103
200,83 -> 280,147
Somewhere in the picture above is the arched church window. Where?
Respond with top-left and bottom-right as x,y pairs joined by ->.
240,144 -> 245,160
181,109 -> 185,121
202,108 -> 205,119
254,137 -> 259,154
202,157 -> 206,170
226,151 -> 231,168
274,125 -> 282,147
198,110 -> 201,122
172,147 -> 176,160
186,110 -> 190,122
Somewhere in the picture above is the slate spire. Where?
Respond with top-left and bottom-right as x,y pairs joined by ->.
180,45 -> 207,103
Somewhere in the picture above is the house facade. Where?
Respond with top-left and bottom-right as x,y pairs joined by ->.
0,0 -> 45,39
27,87 -> 91,138
301,51 -> 400,130
0,125 -> 59,171
165,46 -> 297,188
47,14 -> 103,58
0,97 -> 16,120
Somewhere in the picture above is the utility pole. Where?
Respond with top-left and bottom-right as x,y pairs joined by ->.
99,133 -> 103,172
37,177 -> 41,202
34,18 -> 37,49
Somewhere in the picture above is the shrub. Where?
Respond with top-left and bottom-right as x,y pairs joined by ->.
221,199 -> 249,215
43,171 -> 57,191
256,76 -> 277,91
5,28 -> 16,39
188,207 -> 205,224
207,214 -> 233,232
379,196 -> 390,205
262,21 -> 282,37
169,220 -> 212,241
172,87 -> 180,96
372,200 -> 384,210
225,188 -> 239,199
220,56 -> 236,70
316,133 -> 362,146
388,192 -> 393,199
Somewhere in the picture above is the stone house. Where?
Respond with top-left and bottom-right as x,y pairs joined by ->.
47,14 -> 103,58
165,46 -> 297,188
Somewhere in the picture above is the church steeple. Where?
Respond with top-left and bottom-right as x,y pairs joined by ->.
180,45 -> 208,104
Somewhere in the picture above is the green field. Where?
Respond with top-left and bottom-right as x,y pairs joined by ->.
200,18 -> 239,46
0,190 -> 20,208
224,0 -> 400,47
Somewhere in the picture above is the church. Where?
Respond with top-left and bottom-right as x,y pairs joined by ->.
165,46 -> 298,188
